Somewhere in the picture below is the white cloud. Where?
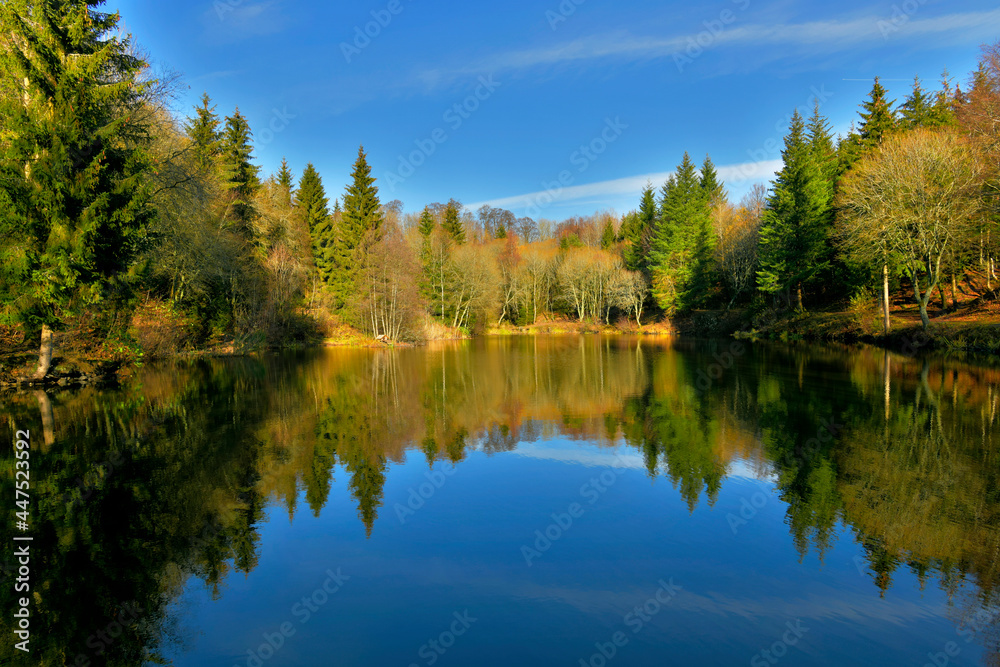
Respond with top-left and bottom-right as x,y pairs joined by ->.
416,9 -> 1000,87
206,1 -> 288,42
466,159 -> 783,213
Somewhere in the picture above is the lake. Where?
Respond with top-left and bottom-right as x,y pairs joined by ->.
2,336 -> 999,666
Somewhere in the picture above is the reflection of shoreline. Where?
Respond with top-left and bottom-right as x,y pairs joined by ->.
3,337 -> 1000,663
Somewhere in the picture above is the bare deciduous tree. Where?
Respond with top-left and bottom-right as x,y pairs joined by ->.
837,129 -> 983,330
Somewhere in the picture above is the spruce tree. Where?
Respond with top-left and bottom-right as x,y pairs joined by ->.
219,108 -> 261,234
757,110 -> 831,310
649,153 -> 714,311
929,69 -> 958,128
295,164 -> 333,282
0,0 -> 156,378
186,93 -> 222,168
859,78 -> 897,148
600,218 -> 616,250
277,157 -> 295,205
624,185 -> 657,273
442,201 -> 466,244
332,145 -> 384,308
899,76 -> 933,128
699,155 -> 726,205
418,207 -> 436,237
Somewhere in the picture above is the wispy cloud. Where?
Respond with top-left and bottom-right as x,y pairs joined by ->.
205,1 -> 288,42
466,159 -> 783,213
416,9 -> 1000,88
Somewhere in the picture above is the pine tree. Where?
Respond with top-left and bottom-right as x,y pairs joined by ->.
295,164 -> 333,282
331,145 -> 384,308
496,224 -> 507,239
649,153 -> 714,311
806,102 -> 838,287
277,157 -> 295,205
186,93 -> 222,168
0,0 -> 156,378
757,110 -> 831,310
899,76 -> 934,128
859,78 -> 897,148
418,208 -> 436,237
219,108 -> 261,234
600,218 -> 616,250
699,155 -> 726,205
929,69 -> 959,128
624,185 -> 657,273
442,201 -> 465,244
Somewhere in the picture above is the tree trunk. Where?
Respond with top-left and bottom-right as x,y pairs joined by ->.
881,263 -> 891,333
912,275 -> 931,331
31,325 -> 55,381
796,283 -> 803,312
950,273 -> 958,309
938,282 -> 946,311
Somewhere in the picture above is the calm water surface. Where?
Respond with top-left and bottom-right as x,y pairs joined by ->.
2,336 -> 999,666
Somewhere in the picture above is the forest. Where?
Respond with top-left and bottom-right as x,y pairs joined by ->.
1,2 -> 999,378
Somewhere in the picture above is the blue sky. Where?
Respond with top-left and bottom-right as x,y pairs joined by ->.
108,0 -> 999,220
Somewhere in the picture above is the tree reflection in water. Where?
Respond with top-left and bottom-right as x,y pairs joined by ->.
2,337 -> 999,664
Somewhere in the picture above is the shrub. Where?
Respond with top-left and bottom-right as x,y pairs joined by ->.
130,300 -> 196,358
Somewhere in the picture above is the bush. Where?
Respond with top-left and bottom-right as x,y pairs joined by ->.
130,300 -> 196,358
849,289 -> 881,336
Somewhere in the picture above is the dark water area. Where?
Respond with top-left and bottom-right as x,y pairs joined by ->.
2,336 -> 1000,666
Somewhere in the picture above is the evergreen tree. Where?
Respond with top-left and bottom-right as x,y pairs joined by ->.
649,153 -> 714,311
186,93 -> 222,168
219,108 -> 261,234
899,76 -> 933,128
699,155 -> 726,205
806,102 -> 838,287
295,164 -> 333,282
600,218 -> 616,250
859,78 -> 897,148
442,201 -> 466,244
0,0 -> 156,378
929,69 -> 959,128
757,110 -> 831,310
624,185 -> 657,273
807,101 -> 837,183
418,208 -> 436,237
277,157 -> 295,205
331,145 -> 384,308
496,224 -> 508,239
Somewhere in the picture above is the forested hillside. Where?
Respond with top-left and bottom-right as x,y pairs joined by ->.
2,2 -> 999,381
